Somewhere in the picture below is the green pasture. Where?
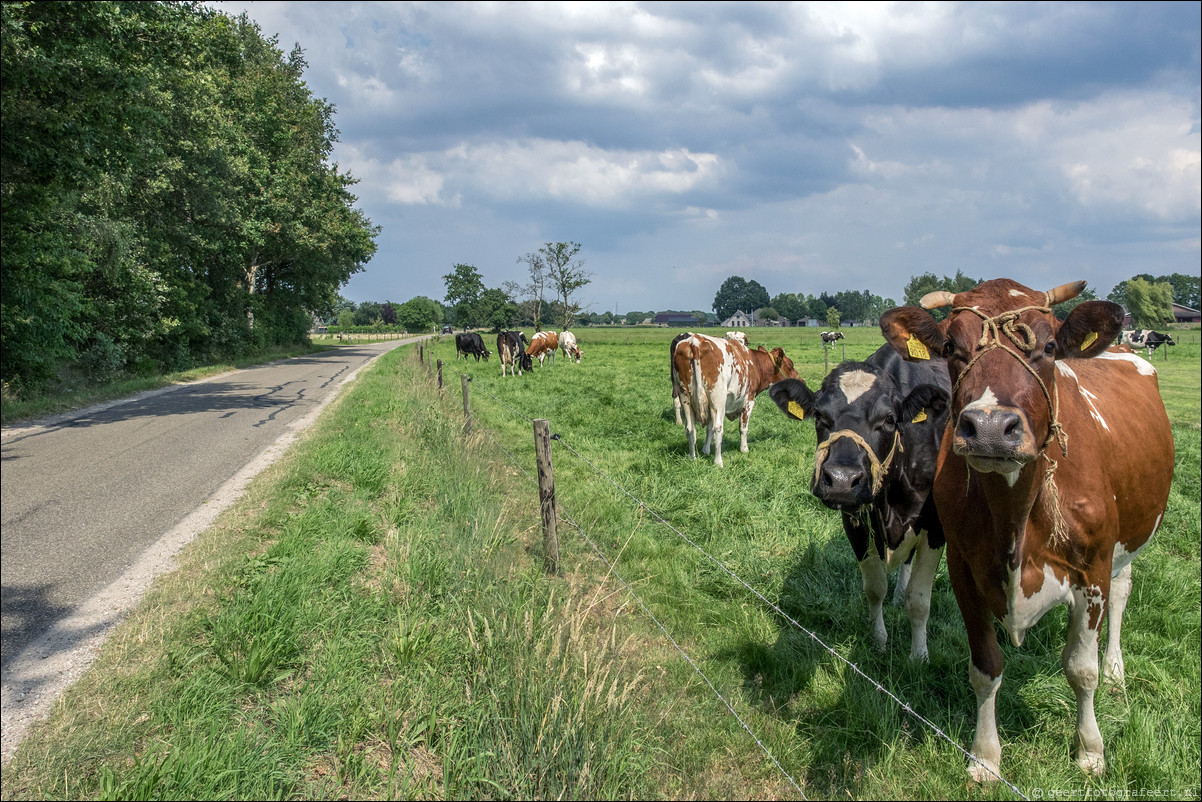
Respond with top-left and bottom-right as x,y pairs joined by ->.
3,325 -> 1197,800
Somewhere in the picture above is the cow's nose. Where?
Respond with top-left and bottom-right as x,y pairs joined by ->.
957,408 -> 1025,453
818,464 -> 866,505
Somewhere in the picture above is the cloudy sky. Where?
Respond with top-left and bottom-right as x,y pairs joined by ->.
214,1 -> 1200,316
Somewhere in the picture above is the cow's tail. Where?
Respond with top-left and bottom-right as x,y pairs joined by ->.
674,338 -> 712,426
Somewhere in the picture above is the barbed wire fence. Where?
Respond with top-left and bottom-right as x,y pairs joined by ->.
415,346 -> 1029,801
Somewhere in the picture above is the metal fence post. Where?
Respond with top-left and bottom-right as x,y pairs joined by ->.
461,374 -> 472,434
533,419 -> 559,575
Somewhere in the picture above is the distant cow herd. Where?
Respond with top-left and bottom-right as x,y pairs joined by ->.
443,282 -> 1177,781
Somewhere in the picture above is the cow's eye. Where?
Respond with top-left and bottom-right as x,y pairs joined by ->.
1043,340 -> 1056,356
883,414 -> 896,428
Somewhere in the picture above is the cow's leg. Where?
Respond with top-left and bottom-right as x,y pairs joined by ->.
680,394 -> 698,460
739,398 -> 754,453
1103,562 -> 1132,685
903,534 -> 942,663
708,391 -> 726,467
673,392 -> 683,426
860,554 -> 888,650
892,560 -> 911,606
950,554 -> 1005,783
1065,584 -> 1106,775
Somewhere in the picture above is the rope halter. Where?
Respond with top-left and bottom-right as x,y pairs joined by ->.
811,427 -> 902,499
946,295 -> 1071,544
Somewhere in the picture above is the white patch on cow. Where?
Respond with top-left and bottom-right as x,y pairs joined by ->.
1057,362 -> 1110,431
1003,562 -> 1072,646
1112,537 -> 1152,576
1096,349 -> 1156,376
1008,289 -> 1028,298
839,369 -> 876,405
962,386 -> 1000,412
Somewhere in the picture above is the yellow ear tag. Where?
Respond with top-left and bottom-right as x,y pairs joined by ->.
906,336 -> 930,360
1080,331 -> 1097,351
787,401 -> 805,420
911,409 -> 928,423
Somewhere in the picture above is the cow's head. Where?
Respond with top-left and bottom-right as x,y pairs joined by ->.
880,279 -> 1123,481
770,364 -> 947,509
767,346 -> 799,383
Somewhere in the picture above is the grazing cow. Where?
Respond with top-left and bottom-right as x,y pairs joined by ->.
725,331 -> 748,347
1120,329 -> 1175,356
455,332 -> 490,362
559,330 -> 582,363
821,331 -> 845,345
527,330 -> 559,367
497,331 -> 533,377
768,344 -> 951,660
672,333 -> 799,466
879,279 -> 1174,780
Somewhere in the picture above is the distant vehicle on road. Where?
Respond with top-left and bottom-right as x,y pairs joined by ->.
441,325 -> 453,334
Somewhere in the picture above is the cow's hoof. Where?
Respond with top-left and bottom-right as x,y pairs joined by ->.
1077,751 -> 1105,775
968,760 -> 1001,784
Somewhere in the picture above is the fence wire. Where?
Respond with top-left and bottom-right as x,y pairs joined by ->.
457,366 -> 1029,800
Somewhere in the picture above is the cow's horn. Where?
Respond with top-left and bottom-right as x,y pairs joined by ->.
1044,281 -> 1086,307
920,291 -> 956,310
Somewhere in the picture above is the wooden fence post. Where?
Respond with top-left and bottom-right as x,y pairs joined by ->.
437,359 -> 443,391
419,344 -> 424,364
533,419 -> 560,575
461,374 -> 472,434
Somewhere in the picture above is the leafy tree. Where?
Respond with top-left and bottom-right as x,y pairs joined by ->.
442,263 -> 485,327
758,307 -> 780,322
477,288 -> 520,332
1109,272 -> 1199,311
1124,278 -> 1175,328
395,296 -> 441,332
770,293 -> 804,322
354,301 -> 384,327
1,2 -> 377,393
336,308 -> 355,328
515,251 -> 549,331
521,242 -> 591,330
713,276 -> 770,321
825,307 -> 841,329
380,302 -> 397,326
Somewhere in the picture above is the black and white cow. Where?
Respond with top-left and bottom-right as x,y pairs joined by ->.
455,332 -> 490,362
1120,329 -> 1175,356
769,344 -> 950,660
821,331 -> 845,345
497,331 -> 533,377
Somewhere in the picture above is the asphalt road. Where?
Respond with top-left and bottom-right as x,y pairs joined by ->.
0,338 -> 420,760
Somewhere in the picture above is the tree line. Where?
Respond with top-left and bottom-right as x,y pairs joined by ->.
1,1 -> 377,396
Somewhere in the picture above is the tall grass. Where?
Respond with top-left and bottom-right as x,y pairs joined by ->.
3,325 -> 1198,800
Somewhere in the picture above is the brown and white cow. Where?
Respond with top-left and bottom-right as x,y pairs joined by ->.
880,278 -> 1174,781
559,330 -> 582,363
527,330 -> 559,367
671,333 -> 799,467
671,331 -> 751,426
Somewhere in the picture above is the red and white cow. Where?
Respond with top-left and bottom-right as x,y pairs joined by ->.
880,279 -> 1174,780
671,333 -> 799,467
671,331 -> 751,426
527,331 -> 559,367
559,330 -> 582,363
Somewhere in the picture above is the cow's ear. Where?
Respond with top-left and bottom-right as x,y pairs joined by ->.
769,378 -> 814,422
900,385 -> 948,426
880,307 -> 946,362
1056,301 -> 1124,360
